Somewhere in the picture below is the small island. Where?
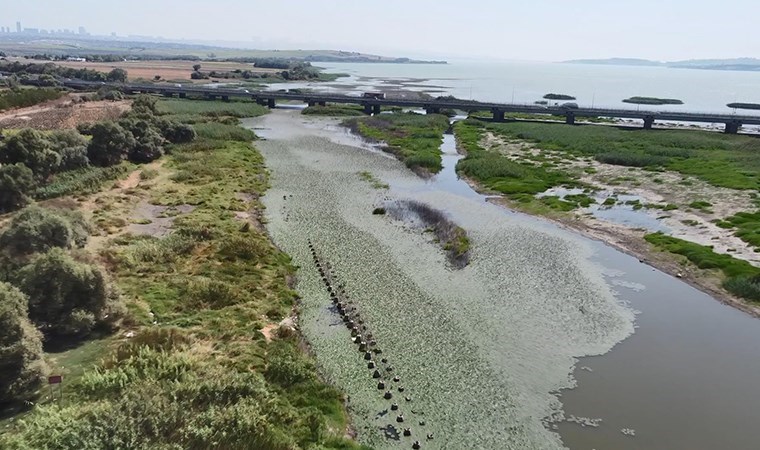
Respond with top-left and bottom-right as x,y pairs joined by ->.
622,96 -> 683,105
543,93 -> 576,100
727,102 -> 760,110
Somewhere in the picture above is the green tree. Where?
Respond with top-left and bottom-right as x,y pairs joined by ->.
155,118 -> 196,144
17,248 -> 115,338
0,163 -> 36,213
131,94 -> 158,116
122,119 -> 165,163
0,206 -> 90,256
0,282 -> 47,405
192,64 -> 202,72
86,122 -> 135,167
48,130 -> 89,171
106,68 -> 128,83
0,129 -> 61,178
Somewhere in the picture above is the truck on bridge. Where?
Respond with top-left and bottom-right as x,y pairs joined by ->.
362,92 -> 386,100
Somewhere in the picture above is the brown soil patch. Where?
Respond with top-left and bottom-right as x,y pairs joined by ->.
0,94 -> 130,130
260,324 -> 278,342
40,58 -> 279,82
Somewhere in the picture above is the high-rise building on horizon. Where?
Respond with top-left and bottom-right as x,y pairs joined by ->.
16,21 -> 21,33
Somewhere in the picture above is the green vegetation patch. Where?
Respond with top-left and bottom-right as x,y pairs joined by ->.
543,93 -> 576,100
473,120 -> 760,190
344,112 -> 450,174
157,98 -> 268,119
454,119 -> 575,199
0,88 -> 63,112
727,102 -> 760,110
645,232 -> 760,301
1,100 -> 363,449
721,211 -> 760,248
358,170 -> 389,189
622,96 -> 684,105
302,104 -> 366,116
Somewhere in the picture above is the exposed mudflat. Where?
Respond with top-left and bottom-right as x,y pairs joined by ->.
251,111 -> 634,449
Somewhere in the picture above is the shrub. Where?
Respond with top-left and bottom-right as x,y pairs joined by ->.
0,163 -> 36,212
160,121 -> 197,144
0,129 -> 61,178
0,206 -> 90,256
87,122 -> 136,167
121,119 -> 165,163
0,282 -> 47,405
17,248 -> 117,338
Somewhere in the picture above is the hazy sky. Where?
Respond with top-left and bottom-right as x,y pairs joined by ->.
4,0 -> 760,61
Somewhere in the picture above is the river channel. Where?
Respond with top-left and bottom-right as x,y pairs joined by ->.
248,110 -> 760,450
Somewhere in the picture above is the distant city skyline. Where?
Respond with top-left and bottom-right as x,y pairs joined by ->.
3,1 -> 760,62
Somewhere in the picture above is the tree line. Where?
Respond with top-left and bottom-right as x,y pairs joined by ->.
0,95 -> 195,213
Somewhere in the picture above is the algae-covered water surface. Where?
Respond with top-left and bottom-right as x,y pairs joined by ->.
250,111 -> 760,449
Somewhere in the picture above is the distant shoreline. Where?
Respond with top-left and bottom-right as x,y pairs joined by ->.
562,57 -> 760,72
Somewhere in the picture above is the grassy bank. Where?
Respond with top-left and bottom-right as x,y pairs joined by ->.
454,119 -> 578,213
645,233 -> 760,301
343,112 -> 450,174
1,98 -> 365,449
472,120 -> 760,190
302,104 -> 366,117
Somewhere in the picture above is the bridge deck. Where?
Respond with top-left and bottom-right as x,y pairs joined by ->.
62,80 -> 760,126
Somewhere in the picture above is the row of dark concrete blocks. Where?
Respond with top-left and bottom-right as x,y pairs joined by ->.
308,240 -> 433,449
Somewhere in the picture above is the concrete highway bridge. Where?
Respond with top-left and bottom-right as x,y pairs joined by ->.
63,80 -> 760,134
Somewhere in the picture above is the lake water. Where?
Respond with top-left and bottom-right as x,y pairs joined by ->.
283,60 -> 760,116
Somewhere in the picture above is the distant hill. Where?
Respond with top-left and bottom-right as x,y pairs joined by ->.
0,35 -> 447,64
562,58 -> 664,67
563,57 -> 760,72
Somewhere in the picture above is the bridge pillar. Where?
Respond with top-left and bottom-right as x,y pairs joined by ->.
643,116 -> 655,130
267,98 -> 276,109
179,92 -> 186,99
221,95 -> 230,102
725,120 -> 742,134
319,101 -> 327,107
363,104 -> 373,115
565,112 -> 575,125
308,101 -> 316,107
493,110 -> 505,122
425,107 -> 441,115
373,104 -> 381,115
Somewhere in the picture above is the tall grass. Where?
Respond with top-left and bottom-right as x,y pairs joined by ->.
34,164 -> 133,199
455,119 -> 574,196
157,98 -> 268,118
344,112 -> 450,174
479,121 -> 760,190
193,122 -> 257,141
0,88 -> 63,112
